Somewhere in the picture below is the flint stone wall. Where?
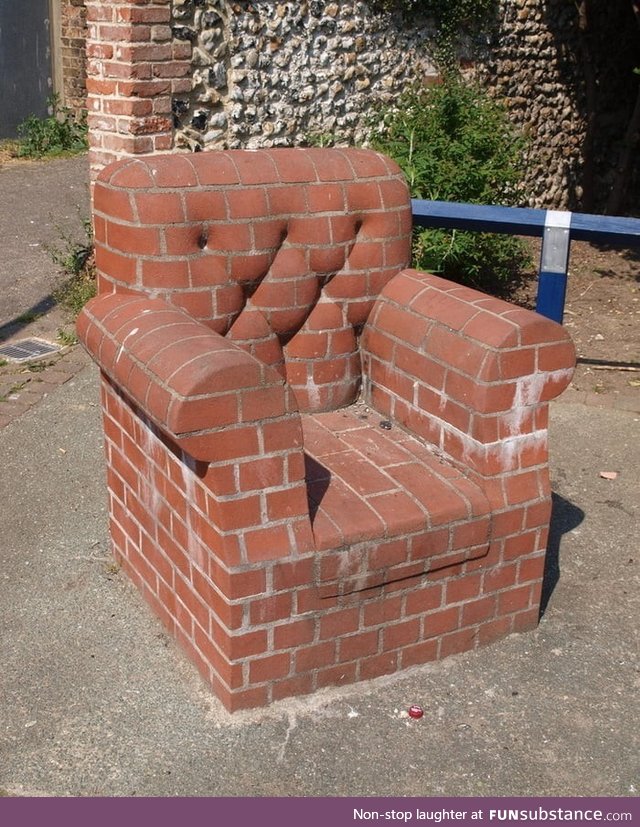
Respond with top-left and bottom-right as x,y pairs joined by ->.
170,0 -> 587,209
171,1 -> 438,153
86,1 -> 637,211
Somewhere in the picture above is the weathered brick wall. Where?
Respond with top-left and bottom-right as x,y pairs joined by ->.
60,0 -> 88,115
85,0 -> 182,175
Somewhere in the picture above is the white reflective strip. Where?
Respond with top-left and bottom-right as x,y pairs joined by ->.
544,210 -> 572,230
541,210 -> 572,273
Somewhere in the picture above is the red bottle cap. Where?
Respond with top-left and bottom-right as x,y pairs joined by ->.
408,705 -> 424,719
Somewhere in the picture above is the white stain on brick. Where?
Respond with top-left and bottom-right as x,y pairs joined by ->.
181,450 -> 207,571
506,368 -> 573,436
115,327 -> 139,364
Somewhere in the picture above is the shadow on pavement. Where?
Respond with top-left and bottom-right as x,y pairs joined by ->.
0,294 -> 57,342
540,491 -> 585,616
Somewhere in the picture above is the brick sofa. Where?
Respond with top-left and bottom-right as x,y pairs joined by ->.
78,148 -> 575,711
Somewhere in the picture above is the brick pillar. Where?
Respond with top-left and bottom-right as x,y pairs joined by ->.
85,0 -> 191,179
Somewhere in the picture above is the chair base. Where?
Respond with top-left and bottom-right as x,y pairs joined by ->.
102,375 -> 549,712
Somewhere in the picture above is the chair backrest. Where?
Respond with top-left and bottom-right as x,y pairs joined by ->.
93,148 -> 412,412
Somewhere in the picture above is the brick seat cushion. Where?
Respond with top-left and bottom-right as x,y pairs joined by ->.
302,406 -> 491,593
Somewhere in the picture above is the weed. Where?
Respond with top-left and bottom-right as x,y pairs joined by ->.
303,131 -> 337,148
50,216 -> 96,321
16,95 -> 87,159
0,359 -> 7,368
0,380 -> 28,401
24,361 -> 55,374
57,327 -> 79,347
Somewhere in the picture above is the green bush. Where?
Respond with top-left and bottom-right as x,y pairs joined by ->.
16,95 -> 87,159
371,77 -> 531,292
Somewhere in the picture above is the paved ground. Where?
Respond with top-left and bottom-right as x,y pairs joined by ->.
0,366 -> 638,797
0,154 -> 90,337
0,153 -> 638,798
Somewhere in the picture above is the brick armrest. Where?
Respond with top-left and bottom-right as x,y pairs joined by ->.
361,269 -> 576,479
77,293 -> 302,466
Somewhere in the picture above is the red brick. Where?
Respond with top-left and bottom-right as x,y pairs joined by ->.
316,662 -> 358,689
273,618 -> 316,650
504,470 -> 542,505
405,583 -> 443,616
401,638 -> 439,668
338,630 -> 379,662
238,456 -> 285,491
226,628 -> 268,659
503,530 -> 539,561
249,592 -> 292,625
382,618 -> 420,651
107,222 -> 160,255
525,500 -> 551,529
360,651 -> 398,681
461,594 -> 497,626
249,652 -> 291,683
271,558 -> 313,591
226,188 -> 268,219
271,674 -> 314,701
423,606 -> 459,638
483,562 -> 518,593
518,555 -> 545,584
319,608 -> 360,640
440,627 -> 477,658
359,595 -> 401,627
174,575 -> 209,633
537,341 -> 576,371
463,312 -> 519,348
193,625 -> 244,689
244,524 -> 291,562
498,585 -> 533,615
226,686 -> 269,713
296,641 -> 336,673
446,572 -> 483,604
95,243 -> 137,283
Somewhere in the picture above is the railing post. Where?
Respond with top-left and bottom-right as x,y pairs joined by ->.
536,210 -> 572,323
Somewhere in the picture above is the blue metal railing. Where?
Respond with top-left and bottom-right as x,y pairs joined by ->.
411,199 -> 640,323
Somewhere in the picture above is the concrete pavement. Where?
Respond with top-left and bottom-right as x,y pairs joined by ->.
0,154 -> 90,339
0,360 -> 638,797
0,151 -> 638,798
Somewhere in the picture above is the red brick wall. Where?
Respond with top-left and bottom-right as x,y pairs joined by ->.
85,0 -> 189,178
60,0 -> 87,116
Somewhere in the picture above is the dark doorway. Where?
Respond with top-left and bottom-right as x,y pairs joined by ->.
0,0 -> 53,138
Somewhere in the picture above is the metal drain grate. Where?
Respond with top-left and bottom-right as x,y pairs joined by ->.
0,338 -> 61,362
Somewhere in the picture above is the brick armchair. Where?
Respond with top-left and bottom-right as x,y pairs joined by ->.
78,148 -> 575,711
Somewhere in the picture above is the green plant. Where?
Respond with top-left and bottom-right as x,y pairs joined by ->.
57,327 -> 79,347
16,94 -> 87,159
371,77 -> 531,292
51,216 -> 96,322
303,130 -> 338,148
